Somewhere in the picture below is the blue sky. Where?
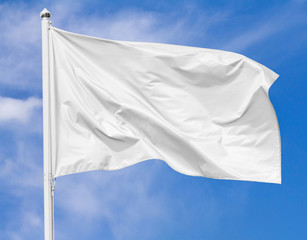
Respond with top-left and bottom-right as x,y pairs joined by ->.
0,0 -> 306,239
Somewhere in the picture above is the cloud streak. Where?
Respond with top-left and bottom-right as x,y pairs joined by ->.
223,1 -> 307,52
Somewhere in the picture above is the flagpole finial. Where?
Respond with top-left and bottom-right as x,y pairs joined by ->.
40,8 -> 51,19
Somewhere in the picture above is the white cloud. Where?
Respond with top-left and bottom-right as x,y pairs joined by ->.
0,96 -> 41,123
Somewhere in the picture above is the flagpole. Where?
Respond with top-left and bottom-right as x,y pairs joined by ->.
40,8 -> 54,240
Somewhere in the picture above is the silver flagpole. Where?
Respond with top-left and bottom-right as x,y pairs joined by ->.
40,8 -> 54,240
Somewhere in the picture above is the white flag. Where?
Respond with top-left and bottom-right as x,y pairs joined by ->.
48,27 -> 281,183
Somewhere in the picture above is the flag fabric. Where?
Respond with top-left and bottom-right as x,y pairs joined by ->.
48,26 -> 281,183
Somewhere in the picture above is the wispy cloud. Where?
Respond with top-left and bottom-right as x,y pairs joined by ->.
0,3 -> 42,93
0,139 -> 43,240
223,1 -> 307,52
52,3 -> 230,45
0,96 -> 41,123
54,163 -> 169,239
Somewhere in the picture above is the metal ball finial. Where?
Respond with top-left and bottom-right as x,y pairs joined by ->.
40,8 -> 51,19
